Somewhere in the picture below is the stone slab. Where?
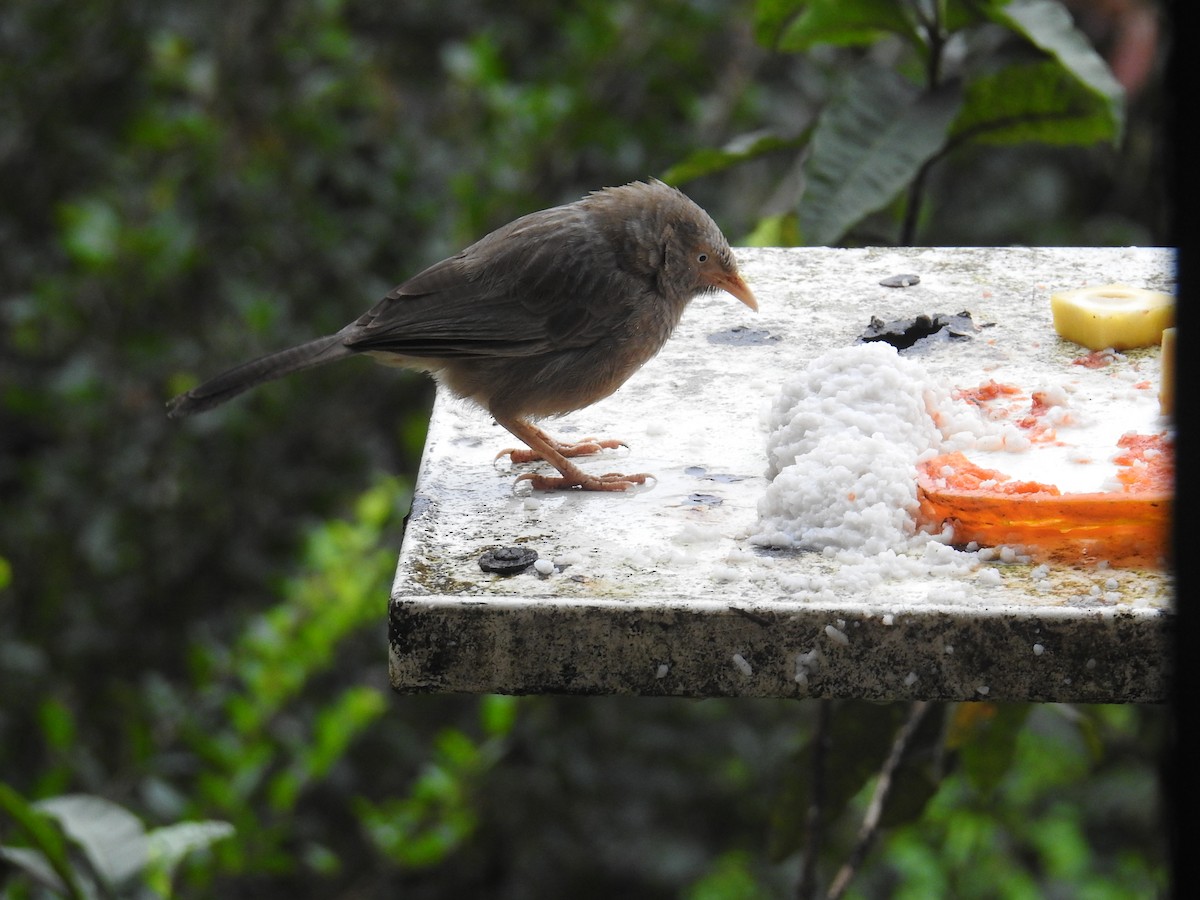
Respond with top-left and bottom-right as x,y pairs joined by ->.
389,247 -> 1175,702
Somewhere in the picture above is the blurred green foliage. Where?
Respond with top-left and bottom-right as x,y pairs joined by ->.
0,785 -> 234,900
1,0 -> 1170,897
670,0 -> 1145,246
862,705 -> 1167,899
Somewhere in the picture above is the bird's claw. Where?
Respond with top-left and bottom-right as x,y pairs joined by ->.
497,437 -> 627,465
515,471 -> 653,492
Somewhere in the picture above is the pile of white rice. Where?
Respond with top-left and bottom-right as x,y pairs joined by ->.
749,342 -> 1011,586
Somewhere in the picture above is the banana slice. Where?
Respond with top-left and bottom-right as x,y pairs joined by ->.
1050,284 -> 1174,351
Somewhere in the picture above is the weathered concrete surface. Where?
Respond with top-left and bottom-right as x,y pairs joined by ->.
389,247 -> 1175,702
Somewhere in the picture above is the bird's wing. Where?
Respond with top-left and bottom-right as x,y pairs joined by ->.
342,208 -> 648,359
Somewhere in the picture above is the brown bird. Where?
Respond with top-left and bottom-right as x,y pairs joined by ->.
167,179 -> 757,491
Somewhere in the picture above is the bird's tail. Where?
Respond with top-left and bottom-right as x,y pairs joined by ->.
166,335 -> 353,418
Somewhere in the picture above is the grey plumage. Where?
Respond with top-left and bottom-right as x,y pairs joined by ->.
166,336 -> 350,417
167,180 -> 756,490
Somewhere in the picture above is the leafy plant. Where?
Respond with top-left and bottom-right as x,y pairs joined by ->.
0,784 -> 232,899
135,477 -> 521,888
665,0 -> 1125,245
765,701 -> 1165,898
353,695 -> 520,869
167,478 -> 406,875
868,704 -> 1167,898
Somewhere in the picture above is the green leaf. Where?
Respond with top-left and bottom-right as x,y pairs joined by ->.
775,0 -> 921,52
1029,813 -> 1091,879
268,687 -> 387,813
799,65 -> 962,246
752,0 -> 804,48
756,0 -> 996,51
988,0 -> 1124,136
354,476 -> 405,529
683,849 -> 772,900
354,783 -> 477,870
661,130 -> 811,185
743,212 -> 802,247
306,686 -> 389,778
479,694 -> 519,738
434,728 -> 480,770
38,698 -> 77,753
36,795 -> 149,890
0,784 -> 87,899
941,0 -> 1006,33
143,820 -> 235,893
953,58 -> 1121,146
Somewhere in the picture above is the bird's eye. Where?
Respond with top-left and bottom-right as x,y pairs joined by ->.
697,253 -> 709,263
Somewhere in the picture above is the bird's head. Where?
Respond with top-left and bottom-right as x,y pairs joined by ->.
587,179 -> 758,312
691,241 -> 757,311
643,180 -> 757,312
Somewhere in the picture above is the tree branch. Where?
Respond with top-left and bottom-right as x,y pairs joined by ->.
825,700 -> 932,900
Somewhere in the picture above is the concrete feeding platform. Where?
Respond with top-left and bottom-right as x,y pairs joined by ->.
389,247 -> 1174,703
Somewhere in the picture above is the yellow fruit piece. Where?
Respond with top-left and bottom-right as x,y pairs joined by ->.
1050,284 -> 1174,351
1160,327 -> 1175,416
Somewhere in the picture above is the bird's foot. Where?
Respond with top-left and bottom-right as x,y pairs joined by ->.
494,418 -> 650,492
516,470 -> 652,492
498,436 -> 626,464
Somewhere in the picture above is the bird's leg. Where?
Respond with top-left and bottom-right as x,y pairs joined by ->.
495,417 -> 650,492
497,423 -> 625,464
